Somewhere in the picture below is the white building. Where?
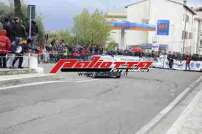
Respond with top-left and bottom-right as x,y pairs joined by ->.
109,0 -> 202,54
194,7 -> 202,55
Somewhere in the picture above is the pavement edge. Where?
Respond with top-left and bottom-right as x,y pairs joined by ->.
135,75 -> 202,134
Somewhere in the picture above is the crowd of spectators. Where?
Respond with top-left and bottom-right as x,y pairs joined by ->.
37,40 -> 202,64
38,40 -> 104,63
0,16 -> 39,68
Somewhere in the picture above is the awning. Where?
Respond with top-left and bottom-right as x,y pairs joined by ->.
112,21 -> 156,31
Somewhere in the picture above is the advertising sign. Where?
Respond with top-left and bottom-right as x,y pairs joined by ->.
157,20 -> 170,35
152,57 -> 202,71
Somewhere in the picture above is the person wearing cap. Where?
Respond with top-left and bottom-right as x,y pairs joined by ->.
0,29 -> 11,68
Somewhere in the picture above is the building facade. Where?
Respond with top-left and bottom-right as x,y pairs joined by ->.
108,0 -> 202,54
194,7 -> 202,55
105,11 -> 127,49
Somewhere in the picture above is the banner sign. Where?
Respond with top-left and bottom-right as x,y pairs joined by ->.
152,56 -> 202,71
190,61 -> 202,71
157,20 -> 170,35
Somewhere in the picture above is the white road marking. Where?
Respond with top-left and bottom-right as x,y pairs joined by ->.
135,75 -> 202,134
0,74 -> 55,82
0,79 -> 97,91
76,79 -> 98,83
166,86 -> 202,134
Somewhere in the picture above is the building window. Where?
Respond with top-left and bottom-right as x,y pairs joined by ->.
182,31 -> 185,40
182,31 -> 189,39
200,39 -> 202,48
183,14 -> 189,23
189,32 -> 193,39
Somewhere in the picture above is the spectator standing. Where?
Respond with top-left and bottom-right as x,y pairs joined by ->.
3,17 -> 13,41
58,40 -> 65,60
185,55 -> 191,70
12,38 -> 27,68
12,17 -> 27,41
48,40 -> 55,63
26,38 -> 34,53
63,47 -> 70,59
27,20 -> 38,47
81,47 -> 89,60
72,51 -> 80,59
168,56 -> 174,69
0,29 -> 11,68
43,48 -> 49,63
36,46 -> 43,63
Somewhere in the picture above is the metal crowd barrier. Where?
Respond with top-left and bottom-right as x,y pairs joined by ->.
0,53 -> 39,68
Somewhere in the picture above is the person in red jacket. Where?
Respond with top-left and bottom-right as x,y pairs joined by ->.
0,29 -> 11,68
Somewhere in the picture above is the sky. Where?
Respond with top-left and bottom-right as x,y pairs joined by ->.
1,0 -> 202,31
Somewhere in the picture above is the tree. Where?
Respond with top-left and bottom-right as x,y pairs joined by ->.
106,41 -> 118,51
0,2 -> 13,16
47,30 -> 77,46
0,0 -> 45,47
73,9 -> 111,47
36,16 -> 45,46
91,10 -> 111,47
73,9 -> 91,46
14,0 -> 23,18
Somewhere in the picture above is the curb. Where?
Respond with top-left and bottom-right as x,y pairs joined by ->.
152,67 -> 202,73
0,74 -> 55,82
135,75 -> 202,134
166,83 -> 202,134
0,68 -> 36,75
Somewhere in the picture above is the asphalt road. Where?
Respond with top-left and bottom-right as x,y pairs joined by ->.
0,69 -> 201,134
